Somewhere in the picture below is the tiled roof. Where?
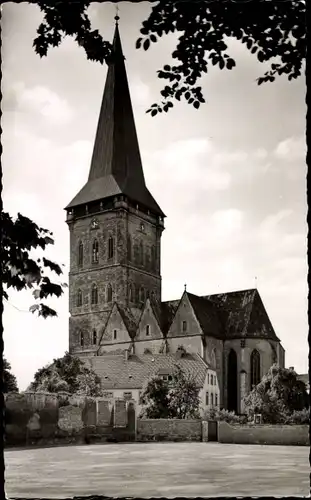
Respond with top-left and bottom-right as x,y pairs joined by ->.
88,352 -> 209,390
161,299 -> 180,334
118,305 -> 137,338
187,292 -> 223,338
202,289 -> 279,341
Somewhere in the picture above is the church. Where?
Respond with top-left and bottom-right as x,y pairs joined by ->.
65,20 -> 285,414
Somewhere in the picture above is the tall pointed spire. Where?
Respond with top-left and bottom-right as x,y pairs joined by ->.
66,21 -> 164,217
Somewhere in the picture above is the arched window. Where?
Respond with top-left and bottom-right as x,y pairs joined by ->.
129,284 -> 133,302
80,332 -> 84,347
78,242 -> 83,267
108,236 -> 114,259
76,289 -> 83,307
139,241 -> 144,266
250,349 -> 261,389
91,284 -> 98,304
227,349 -> 238,413
151,245 -> 156,271
127,235 -> 132,261
107,284 -> 112,303
271,344 -> 277,365
135,284 -> 140,302
92,329 -> 97,345
140,286 -> 145,304
92,239 -> 99,263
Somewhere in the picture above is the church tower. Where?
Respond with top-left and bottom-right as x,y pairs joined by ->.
65,20 -> 165,355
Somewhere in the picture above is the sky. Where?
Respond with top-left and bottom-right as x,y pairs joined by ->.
1,2 -> 307,390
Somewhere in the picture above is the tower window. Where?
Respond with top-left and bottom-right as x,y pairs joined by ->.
80,332 -> 84,347
107,284 -> 112,303
140,286 -> 145,304
215,394 -> 218,407
76,289 -> 83,307
78,242 -> 83,267
108,236 -> 114,259
139,241 -> 144,266
151,245 -> 156,271
113,329 -> 117,340
127,235 -> 132,261
211,374 -> 213,385
182,320 -> 187,332
91,284 -> 98,305
135,284 -> 140,302
211,393 -> 214,406
205,392 -> 209,405
92,329 -> 97,345
146,325 -> 150,336
92,239 -> 99,263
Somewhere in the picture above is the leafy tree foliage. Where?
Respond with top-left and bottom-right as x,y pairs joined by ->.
28,352 -> 103,396
244,364 -> 309,424
140,363 -> 201,419
3,358 -> 19,393
1,212 -> 67,318
203,407 -> 247,424
34,0 -> 305,115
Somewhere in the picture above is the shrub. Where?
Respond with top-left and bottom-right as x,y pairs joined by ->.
203,407 -> 248,424
283,408 -> 310,425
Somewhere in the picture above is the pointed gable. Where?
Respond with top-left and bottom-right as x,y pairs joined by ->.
167,292 -> 203,338
99,303 -> 133,345
66,23 -> 164,217
136,298 -> 163,340
187,293 -> 223,338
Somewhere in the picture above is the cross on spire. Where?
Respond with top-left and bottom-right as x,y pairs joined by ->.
184,283 -> 187,292
115,4 -> 120,23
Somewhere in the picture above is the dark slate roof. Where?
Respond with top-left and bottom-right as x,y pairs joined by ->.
187,292 -> 223,338
297,374 -> 309,388
88,352 -> 209,390
66,24 -> 164,217
203,289 -> 279,341
161,299 -> 180,334
118,305 -> 138,338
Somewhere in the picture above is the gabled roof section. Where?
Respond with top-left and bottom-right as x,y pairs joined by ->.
203,288 -> 279,341
161,299 -> 180,334
118,305 -> 138,339
186,292 -> 223,338
90,352 -> 210,390
66,23 -> 164,217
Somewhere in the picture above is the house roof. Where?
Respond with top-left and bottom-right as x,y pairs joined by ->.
88,352 -> 209,390
66,23 -> 164,217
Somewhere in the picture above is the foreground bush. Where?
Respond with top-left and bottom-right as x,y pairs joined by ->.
203,407 -> 248,424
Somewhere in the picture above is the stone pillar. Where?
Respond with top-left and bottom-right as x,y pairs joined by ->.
240,370 -> 246,414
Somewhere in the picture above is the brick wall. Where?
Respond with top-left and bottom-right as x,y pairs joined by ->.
218,421 -> 309,446
137,419 -> 202,442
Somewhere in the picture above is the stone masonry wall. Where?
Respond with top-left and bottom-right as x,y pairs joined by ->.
137,419 -> 202,442
218,421 -> 309,446
4,392 -> 136,448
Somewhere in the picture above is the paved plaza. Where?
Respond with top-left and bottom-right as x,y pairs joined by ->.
5,442 -> 309,498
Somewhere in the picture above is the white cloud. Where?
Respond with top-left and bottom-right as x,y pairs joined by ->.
274,136 -> 306,161
13,82 -> 74,124
210,209 -> 244,238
